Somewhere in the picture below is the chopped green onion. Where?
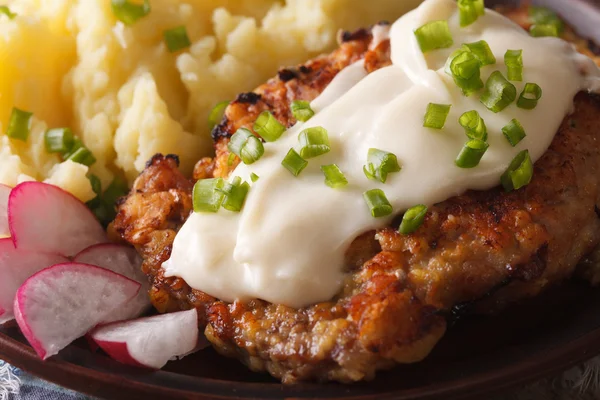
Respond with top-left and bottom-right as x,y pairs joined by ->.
208,101 -> 228,131
414,20 -> 453,53
502,119 -> 526,147
398,205 -> 428,234
455,139 -> 489,168
517,83 -> 543,110
321,164 -> 348,188
458,0 -> 485,27
67,147 -> 96,167
164,26 -> 191,52
6,107 -> 33,141
219,177 -> 250,212
291,100 -> 315,122
298,127 -> 330,159
45,128 -> 74,154
0,6 -> 16,19
253,111 -> 285,142
228,128 -> 264,165
529,6 -> 564,34
363,148 -> 401,183
192,178 -> 224,213
63,137 -> 82,159
363,189 -> 393,218
530,24 -> 559,38
423,103 -> 451,129
446,49 -> 484,96
111,0 -> 150,26
504,50 -> 523,81
250,173 -> 259,182
480,71 -> 517,113
227,153 -> 236,166
281,149 -> 308,177
88,174 -> 102,197
501,150 -> 533,191
462,40 -> 496,66
459,110 -> 487,141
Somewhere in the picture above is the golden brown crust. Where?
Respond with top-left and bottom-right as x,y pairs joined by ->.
112,8 -> 600,383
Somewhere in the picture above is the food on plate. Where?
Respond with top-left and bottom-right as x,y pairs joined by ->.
112,0 -> 600,383
14,262 -> 141,359
89,308 -> 203,369
0,0 -> 420,206
0,184 -> 9,236
8,181 -> 108,256
74,244 -> 151,323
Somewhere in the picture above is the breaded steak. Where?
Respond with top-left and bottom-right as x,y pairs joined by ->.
110,7 -> 600,383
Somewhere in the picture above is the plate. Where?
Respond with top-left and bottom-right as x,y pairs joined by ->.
2,0 -> 600,399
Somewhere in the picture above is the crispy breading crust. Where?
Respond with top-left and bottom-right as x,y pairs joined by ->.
110,9 -> 600,383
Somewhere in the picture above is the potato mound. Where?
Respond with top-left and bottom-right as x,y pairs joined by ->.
0,0 -> 421,201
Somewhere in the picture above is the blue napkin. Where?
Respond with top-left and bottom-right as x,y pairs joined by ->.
1,360 -> 91,400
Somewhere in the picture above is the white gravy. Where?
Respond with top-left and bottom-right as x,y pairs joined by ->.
164,0 -> 600,308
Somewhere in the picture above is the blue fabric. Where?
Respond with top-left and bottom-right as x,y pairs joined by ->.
0,360 -> 92,400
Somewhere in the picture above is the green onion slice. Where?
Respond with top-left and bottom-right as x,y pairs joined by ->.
0,6 -> 16,19
208,101 -> 228,131
363,189 -> 393,218
253,111 -> 286,142
103,176 -> 129,208
111,0 -> 150,26
517,83 -> 542,110
67,147 -> 96,167
446,49 -> 484,96
423,103 -> 451,129
88,174 -> 102,197
458,0 -> 485,27
414,20 -> 453,53
529,6 -> 564,34
501,150 -> 533,191
504,50 -> 523,81
455,139 -> 489,169
193,178 -> 225,213
250,173 -> 259,182
399,204 -> 428,234
530,24 -> 559,37
164,26 -> 191,52
227,152 -> 236,166
282,149 -> 308,177
298,127 -> 330,159
218,177 -> 250,212
363,148 -> 401,183
459,110 -> 487,141
480,71 -> 517,113
502,119 -> 526,147
6,107 -> 33,142
462,40 -> 496,66
228,128 -> 264,165
291,100 -> 315,122
45,128 -> 74,154
321,164 -> 348,189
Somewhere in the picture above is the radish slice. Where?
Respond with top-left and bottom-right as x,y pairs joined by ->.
9,182 -> 108,256
74,244 -> 151,322
90,309 -> 201,369
14,263 -> 141,359
0,184 -> 10,237
0,239 -> 68,324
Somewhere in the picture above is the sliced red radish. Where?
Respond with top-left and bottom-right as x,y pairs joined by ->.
90,309 -> 202,369
9,182 -> 108,257
74,244 -> 151,322
0,239 -> 68,324
0,184 -> 10,237
14,263 -> 141,359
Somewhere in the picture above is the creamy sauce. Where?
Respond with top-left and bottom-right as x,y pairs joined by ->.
164,0 -> 600,308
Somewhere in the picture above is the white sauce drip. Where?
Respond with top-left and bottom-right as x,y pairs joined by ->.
164,0 -> 600,308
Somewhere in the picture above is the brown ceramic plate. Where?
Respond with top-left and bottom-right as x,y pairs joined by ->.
2,1 -> 600,399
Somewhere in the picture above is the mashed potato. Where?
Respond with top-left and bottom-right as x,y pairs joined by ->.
0,0 -> 422,201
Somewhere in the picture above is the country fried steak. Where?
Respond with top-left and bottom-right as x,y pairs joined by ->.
110,7 -> 600,383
